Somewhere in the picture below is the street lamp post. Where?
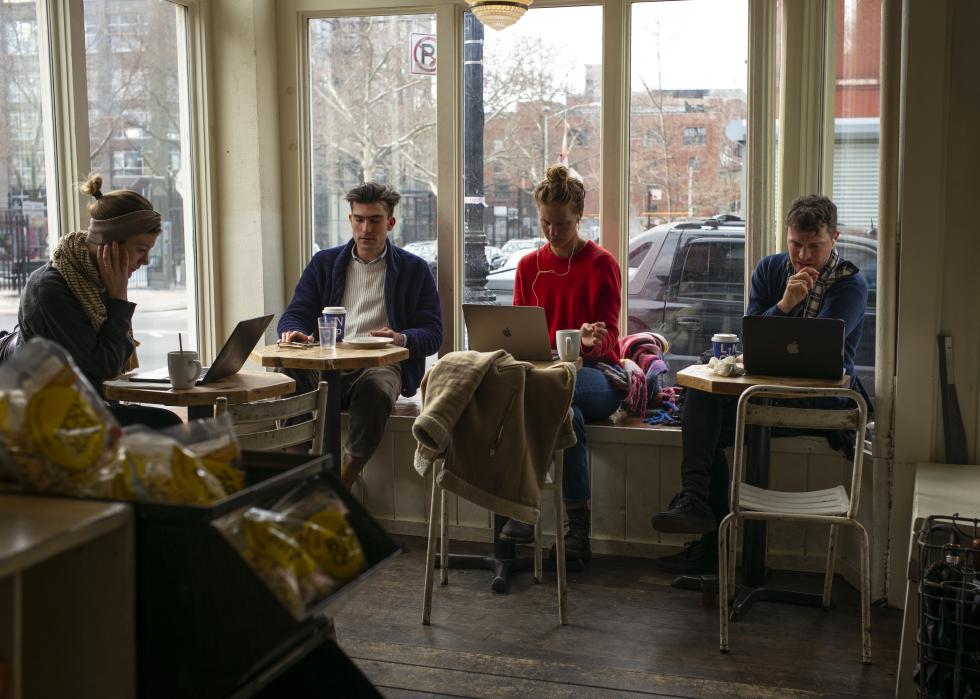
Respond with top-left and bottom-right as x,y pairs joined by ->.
462,13 -> 493,303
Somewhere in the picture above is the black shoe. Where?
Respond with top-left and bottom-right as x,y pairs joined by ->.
650,536 -> 719,575
650,491 -> 716,534
499,518 -> 535,544
564,507 -> 592,562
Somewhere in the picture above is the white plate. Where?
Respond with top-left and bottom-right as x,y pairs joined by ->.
344,336 -> 395,348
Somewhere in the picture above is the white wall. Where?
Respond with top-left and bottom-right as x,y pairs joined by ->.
889,0 -> 980,604
208,0 -> 285,342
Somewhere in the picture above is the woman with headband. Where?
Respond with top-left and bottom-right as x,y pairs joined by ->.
499,165 -> 626,562
16,174 -> 181,428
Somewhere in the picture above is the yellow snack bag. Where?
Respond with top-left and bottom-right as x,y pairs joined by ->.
27,385 -> 106,471
300,512 -> 365,581
242,512 -> 317,578
171,447 -> 227,504
0,340 -> 122,496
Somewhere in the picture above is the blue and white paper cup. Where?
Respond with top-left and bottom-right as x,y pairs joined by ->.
711,333 -> 739,359
322,306 -> 347,342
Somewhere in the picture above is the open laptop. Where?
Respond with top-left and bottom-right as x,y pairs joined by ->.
741,315 -> 845,380
462,305 -> 554,361
132,314 -> 274,385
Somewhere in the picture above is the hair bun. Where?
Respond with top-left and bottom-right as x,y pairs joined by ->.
81,174 -> 104,200
546,165 -> 569,184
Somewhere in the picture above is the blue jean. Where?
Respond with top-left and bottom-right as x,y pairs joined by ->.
563,365 -> 627,505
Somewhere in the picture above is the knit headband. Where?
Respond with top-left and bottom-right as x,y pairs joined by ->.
87,209 -> 162,244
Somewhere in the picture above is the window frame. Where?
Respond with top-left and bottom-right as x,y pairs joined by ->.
31,0 -> 217,358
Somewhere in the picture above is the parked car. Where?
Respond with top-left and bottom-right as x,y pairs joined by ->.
484,217 -> 879,397
501,237 -> 546,255
406,240 -> 509,278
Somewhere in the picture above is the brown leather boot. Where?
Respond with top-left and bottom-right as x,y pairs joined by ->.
564,506 -> 592,562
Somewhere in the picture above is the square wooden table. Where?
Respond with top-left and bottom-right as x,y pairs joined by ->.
676,363 -> 850,618
250,343 -> 409,471
103,371 -> 296,421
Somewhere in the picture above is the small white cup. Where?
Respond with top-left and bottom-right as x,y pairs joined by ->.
168,350 -> 202,389
318,317 -> 337,350
556,329 -> 582,362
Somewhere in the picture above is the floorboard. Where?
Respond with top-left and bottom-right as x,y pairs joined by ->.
334,537 -> 902,698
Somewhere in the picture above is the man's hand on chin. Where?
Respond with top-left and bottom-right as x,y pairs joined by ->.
370,327 -> 407,347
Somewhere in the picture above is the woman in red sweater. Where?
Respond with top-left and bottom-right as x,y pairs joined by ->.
500,165 -> 626,561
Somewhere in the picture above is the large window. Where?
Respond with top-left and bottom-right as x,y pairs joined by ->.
84,0 -> 198,373
627,0 -> 748,377
308,14 -> 437,278
466,6 -> 603,307
0,1 -> 51,335
284,0 -> 886,397
830,0 -> 881,398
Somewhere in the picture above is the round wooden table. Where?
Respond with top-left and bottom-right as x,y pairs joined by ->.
250,343 -> 410,471
103,371 -> 296,420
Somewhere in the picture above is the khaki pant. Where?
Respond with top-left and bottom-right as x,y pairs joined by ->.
282,364 -> 402,461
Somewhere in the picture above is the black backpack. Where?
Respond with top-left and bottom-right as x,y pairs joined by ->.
0,328 -> 20,363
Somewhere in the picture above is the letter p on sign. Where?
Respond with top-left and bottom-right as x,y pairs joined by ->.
411,33 -> 437,75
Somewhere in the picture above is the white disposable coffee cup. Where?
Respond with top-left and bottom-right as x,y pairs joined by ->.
168,350 -> 202,389
711,333 -> 740,359
321,306 -> 347,342
556,329 -> 582,362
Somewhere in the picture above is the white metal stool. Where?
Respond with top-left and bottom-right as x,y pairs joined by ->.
718,384 -> 871,664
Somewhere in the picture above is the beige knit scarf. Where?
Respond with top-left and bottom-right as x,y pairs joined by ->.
51,231 -> 139,370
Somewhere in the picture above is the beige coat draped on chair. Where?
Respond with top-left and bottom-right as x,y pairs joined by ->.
413,350 -> 576,524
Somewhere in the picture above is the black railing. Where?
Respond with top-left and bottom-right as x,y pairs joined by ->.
0,208 -> 47,294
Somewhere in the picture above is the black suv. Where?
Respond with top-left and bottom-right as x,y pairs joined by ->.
626,216 -> 877,394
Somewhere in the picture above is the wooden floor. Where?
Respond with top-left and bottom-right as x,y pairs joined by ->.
334,537 -> 903,698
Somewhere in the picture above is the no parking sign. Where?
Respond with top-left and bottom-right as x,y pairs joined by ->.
410,33 -> 436,75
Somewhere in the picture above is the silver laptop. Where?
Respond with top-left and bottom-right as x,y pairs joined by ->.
132,314 -> 274,385
742,315 -> 845,380
463,305 -> 554,361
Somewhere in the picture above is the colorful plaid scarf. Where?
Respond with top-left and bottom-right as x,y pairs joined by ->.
786,247 -> 859,318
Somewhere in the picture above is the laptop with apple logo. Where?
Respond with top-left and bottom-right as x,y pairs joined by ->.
462,304 -> 554,361
742,315 -> 845,380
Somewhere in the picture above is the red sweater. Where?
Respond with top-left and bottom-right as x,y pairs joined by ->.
513,240 -> 622,363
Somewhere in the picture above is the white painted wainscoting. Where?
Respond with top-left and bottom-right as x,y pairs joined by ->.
347,408 -> 874,590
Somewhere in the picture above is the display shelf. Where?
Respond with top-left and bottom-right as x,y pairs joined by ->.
0,495 -> 133,699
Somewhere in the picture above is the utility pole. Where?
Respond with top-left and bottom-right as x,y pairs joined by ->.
463,14 -> 493,303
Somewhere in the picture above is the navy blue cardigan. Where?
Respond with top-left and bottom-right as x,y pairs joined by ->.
278,240 -> 442,396
746,252 -> 868,384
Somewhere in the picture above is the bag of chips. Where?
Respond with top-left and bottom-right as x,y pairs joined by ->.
217,504 -> 339,618
0,338 -> 123,497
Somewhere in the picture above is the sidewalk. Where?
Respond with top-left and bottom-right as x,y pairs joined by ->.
0,287 -> 188,314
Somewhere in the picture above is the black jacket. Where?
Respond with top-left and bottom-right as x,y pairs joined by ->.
18,262 -> 136,393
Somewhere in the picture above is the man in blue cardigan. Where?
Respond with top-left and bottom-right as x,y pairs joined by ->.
649,194 -> 869,574
278,182 -> 442,487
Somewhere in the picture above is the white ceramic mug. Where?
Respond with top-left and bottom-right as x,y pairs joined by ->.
556,329 -> 582,362
168,350 -> 202,389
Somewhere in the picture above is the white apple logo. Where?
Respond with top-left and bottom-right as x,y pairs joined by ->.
786,340 -> 800,354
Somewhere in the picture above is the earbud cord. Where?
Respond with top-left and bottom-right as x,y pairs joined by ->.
531,238 -> 584,307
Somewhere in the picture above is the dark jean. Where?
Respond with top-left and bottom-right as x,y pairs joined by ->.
680,387 -> 856,526
109,403 -> 183,430
282,364 -> 402,461
563,365 -> 627,505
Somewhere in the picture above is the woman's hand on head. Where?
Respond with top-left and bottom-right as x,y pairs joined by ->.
580,321 -> 607,348
97,242 -> 131,301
